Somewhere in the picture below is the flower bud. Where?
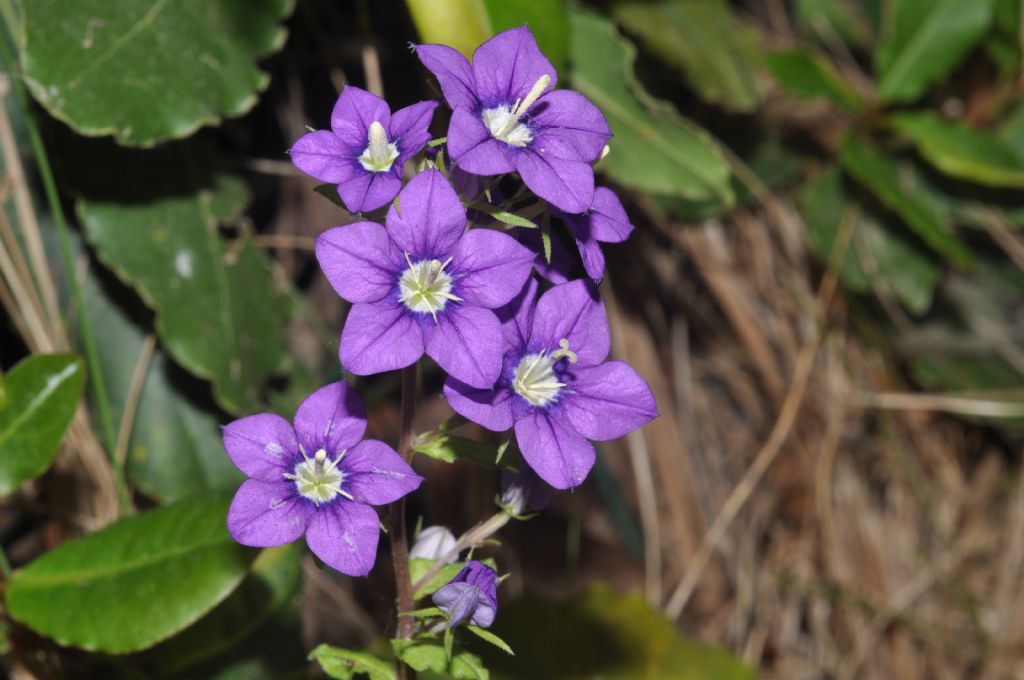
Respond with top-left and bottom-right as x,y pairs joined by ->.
409,525 -> 458,563
432,560 -> 498,629
498,467 -> 551,517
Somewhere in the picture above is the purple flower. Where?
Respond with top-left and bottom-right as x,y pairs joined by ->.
556,187 -> 634,283
415,27 -> 611,214
223,382 -> 422,576
290,86 -> 437,214
499,467 -> 552,516
315,169 -> 535,389
432,560 -> 498,628
443,279 -> 657,489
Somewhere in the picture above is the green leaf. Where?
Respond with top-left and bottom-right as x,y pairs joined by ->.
568,7 -> 733,204
611,0 -> 764,113
20,0 -> 295,146
890,111 -> 1024,189
800,167 -> 940,314
82,267 -> 241,503
0,354 -> 84,495
311,644 -> 396,680
838,136 -> 971,266
414,433 -> 514,469
5,497 -> 256,653
393,639 -> 449,674
987,0 -> 1022,72
467,626 -> 513,655
410,558 -> 464,599
766,49 -> 863,110
875,0 -> 996,103
467,203 -> 538,229
145,544 -> 302,677
77,153 -> 289,415
478,585 -> 755,679
795,0 -> 876,49
450,650 -> 490,680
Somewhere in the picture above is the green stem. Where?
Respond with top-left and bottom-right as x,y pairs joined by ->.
0,544 -> 11,578
0,36 -> 130,514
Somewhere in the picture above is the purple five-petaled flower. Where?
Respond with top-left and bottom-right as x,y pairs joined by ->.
224,382 -> 422,576
444,279 -> 657,489
415,26 -> 611,214
315,169 -> 535,389
290,86 -> 437,214
432,560 -> 499,629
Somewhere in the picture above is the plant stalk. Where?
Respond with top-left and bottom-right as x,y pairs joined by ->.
390,364 -> 419,678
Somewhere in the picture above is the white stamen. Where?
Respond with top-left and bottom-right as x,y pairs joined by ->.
358,121 -> 400,172
284,447 -> 352,505
398,253 -> 461,322
481,74 -> 551,147
512,338 -> 577,407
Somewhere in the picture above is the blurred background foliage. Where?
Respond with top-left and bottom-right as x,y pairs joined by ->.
0,0 -> 1023,678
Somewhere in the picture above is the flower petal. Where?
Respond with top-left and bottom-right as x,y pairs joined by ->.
443,378 -> 515,432
563,361 -> 657,441
338,170 -> 402,214
529,280 -> 610,367
432,582 -> 480,627
294,381 -> 368,455
305,501 -> 380,576
340,439 -> 423,505
227,479 -> 311,547
472,26 -> 557,105
574,232 -> 606,283
222,414 -> 298,482
514,151 -> 594,214
530,90 -> 611,162
289,130 -> 356,183
390,100 -> 439,162
386,169 -> 466,259
495,275 -> 538,352
316,222 -> 402,303
514,410 -> 595,489
425,305 -> 504,389
331,86 -> 391,148
587,187 -> 633,243
447,107 -> 515,175
340,301 -> 424,376
414,43 -> 478,110
451,229 -> 534,308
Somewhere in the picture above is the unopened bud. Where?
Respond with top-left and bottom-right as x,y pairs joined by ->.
409,525 -> 458,563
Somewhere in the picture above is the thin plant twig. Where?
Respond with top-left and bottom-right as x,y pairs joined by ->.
113,335 -> 157,513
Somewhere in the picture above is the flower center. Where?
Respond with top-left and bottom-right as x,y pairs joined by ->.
481,74 -> 550,148
512,339 -> 577,407
398,253 -> 461,321
358,121 -> 400,172
284,448 -> 350,505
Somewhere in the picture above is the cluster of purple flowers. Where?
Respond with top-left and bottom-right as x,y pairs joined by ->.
222,26 -> 656,613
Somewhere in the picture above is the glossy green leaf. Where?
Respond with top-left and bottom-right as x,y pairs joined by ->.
451,650 -> 490,680
766,49 -> 863,110
5,497 -> 257,653
405,0 -> 568,71
311,645 -> 396,680
410,558 -> 464,599
393,639 -> 449,674
890,112 -> 1024,189
467,626 -> 513,656
479,585 -> 755,679
800,167 -> 940,314
146,544 -> 302,677
20,0 -> 294,146
78,158 -> 289,416
875,0 -> 996,103
987,0 -> 1022,72
0,354 -> 84,495
611,0 -> 764,112
82,268 -> 241,503
838,136 -> 971,266
569,8 -> 733,204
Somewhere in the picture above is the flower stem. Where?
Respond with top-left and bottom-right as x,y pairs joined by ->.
410,511 -> 510,594
390,364 -> 418,653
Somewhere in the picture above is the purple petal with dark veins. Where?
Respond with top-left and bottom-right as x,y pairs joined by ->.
386,169 -> 466,259
289,130 -> 356,183
495,275 -> 538,352
293,381 -> 368,455
529,90 -> 611,162
340,300 -> 424,376
227,479 -> 311,546
338,170 -> 402,214
390,100 -> 439,162
563,361 -> 657,441
447,107 -> 516,175
424,305 -> 504,389
315,222 -> 402,303
443,377 -> 515,432
529,280 -> 610,367
514,151 -> 594,214
450,229 -> 534,308
472,26 -> 557,105
330,86 -> 391,148
514,410 -> 596,489
339,439 -> 423,505
587,187 -> 633,242
414,43 -> 479,111
222,414 -> 297,482
305,501 -> 380,576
